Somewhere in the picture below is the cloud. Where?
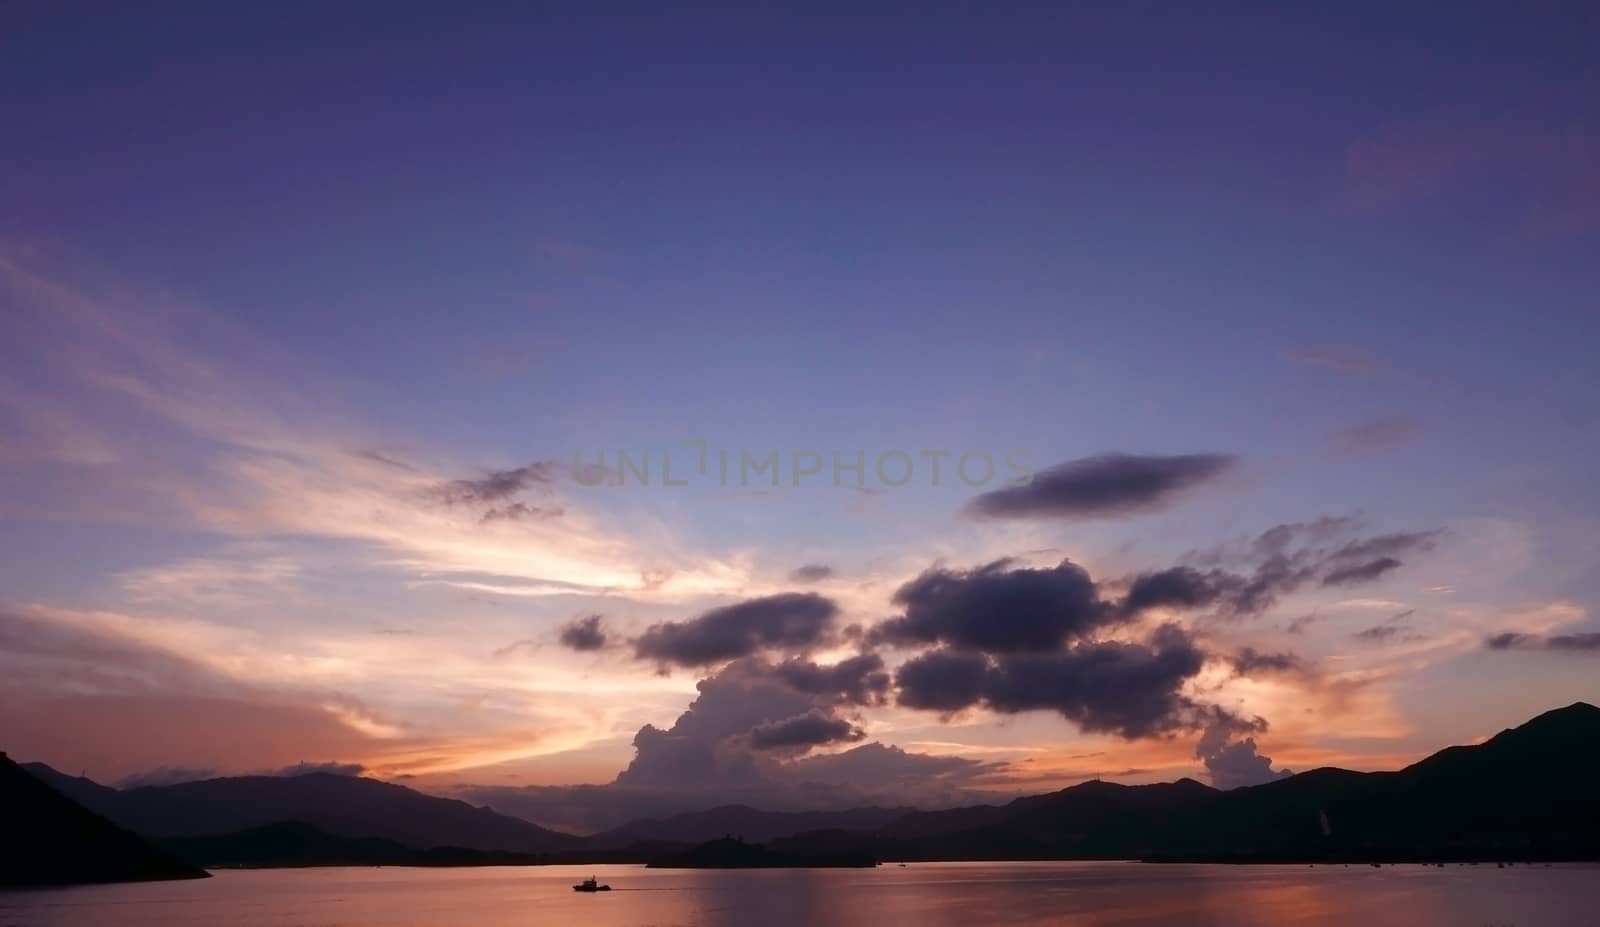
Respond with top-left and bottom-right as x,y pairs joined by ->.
1550,633 -> 1600,652
269,760 -> 366,777
872,558 -> 1118,653
894,624 -> 1212,739
1485,631 -> 1600,653
633,593 -> 839,667
1194,709 -> 1291,790
772,654 -> 891,706
1323,556 -> 1404,586
1171,522 -> 1438,617
1353,624 -> 1403,643
1229,647 -> 1304,676
480,502 -> 563,523
965,452 -> 1234,521
787,563 -> 835,583
747,711 -> 864,751
558,615 -> 609,652
780,742 -> 997,797
425,462 -> 557,506
1120,566 -> 1239,616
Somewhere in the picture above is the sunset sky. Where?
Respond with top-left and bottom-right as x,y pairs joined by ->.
2,5 -> 1597,833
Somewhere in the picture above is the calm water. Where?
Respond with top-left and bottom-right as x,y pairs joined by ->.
3,862 -> 1596,927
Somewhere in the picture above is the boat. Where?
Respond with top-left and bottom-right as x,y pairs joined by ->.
573,876 -> 612,893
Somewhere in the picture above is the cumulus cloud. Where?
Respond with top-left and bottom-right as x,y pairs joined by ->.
894,624 -> 1211,739
558,614 -> 609,652
1194,710 -> 1291,790
748,710 -> 864,751
966,452 -> 1234,520
773,653 -> 891,706
788,563 -> 835,583
633,593 -> 839,667
872,558 -> 1118,653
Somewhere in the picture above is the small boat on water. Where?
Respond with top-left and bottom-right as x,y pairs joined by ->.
573,876 -> 612,893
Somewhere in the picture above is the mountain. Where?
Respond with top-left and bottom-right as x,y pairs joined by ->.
19,765 -> 582,855
1150,701 -> 1600,861
646,835 -> 877,869
590,803 -> 916,848
869,701 -> 1600,863
161,821 -> 564,868
1,752 -> 207,887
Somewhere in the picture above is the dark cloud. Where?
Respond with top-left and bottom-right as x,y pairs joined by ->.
894,624 -> 1211,739
1353,609 -> 1416,644
873,558 -> 1117,653
270,761 -> 366,777
558,614 -> 609,652
1486,631 -> 1600,653
1194,709 -> 1291,789
634,593 -> 838,667
1285,613 -> 1321,635
965,452 -> 1234,521
1120,566 -> 1238,616
747,711 -> 864,751
1323,556 -> 1404,586
427,461 -> 557,506
773,654 -> 891,706
481,502 -> 563,523
1230,647 -> 1304,676
1485,632 -> 1533,651
1330,531 -> 1439,563
894,650 -> 992,713
1549,633 -> 1600,652
1170,522 -> 1438,617
787,563 -> 835,583
1353,624 -> 1404,642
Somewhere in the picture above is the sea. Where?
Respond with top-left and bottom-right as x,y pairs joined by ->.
3,860 -> 1596,926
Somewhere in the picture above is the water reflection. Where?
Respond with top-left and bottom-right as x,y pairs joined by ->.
2,861 -> 1597,927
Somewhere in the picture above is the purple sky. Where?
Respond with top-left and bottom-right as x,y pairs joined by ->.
2,4 -> 1597,826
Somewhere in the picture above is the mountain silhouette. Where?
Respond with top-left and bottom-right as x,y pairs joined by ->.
589,803 -> 916,848
1,752 -> 207,887
791,701 -> 1600,863
12,701 -> 1598,869
20,765 -> 581,855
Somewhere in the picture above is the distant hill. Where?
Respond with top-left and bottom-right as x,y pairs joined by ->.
771,702 -> 1600,864
1147,701 -> 1600,862
590,803 -> 916,848
20,765 -> 582,855
646,835 -> 877,869
1,752 -> 207,887
161,820 -> 564,868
